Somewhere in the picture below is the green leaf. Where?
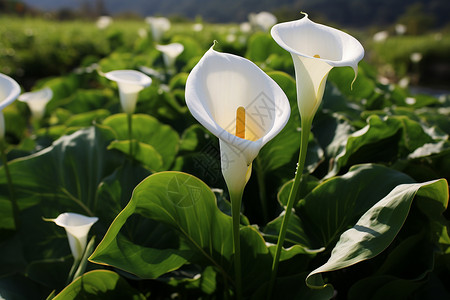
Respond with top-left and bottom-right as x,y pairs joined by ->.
90,171 -> 277,297
326,114 -> 438,178
103,114 -> 179,170
0,125 -> 133,278
49,88 -> 114,115
108,140 -> 163,171
166,265 -> 217,295
53,270 -> 145,300
245,32 -> 287,63
306,178 -> 449,288
89,172 -> 233,279
303,164 -> 415,249
95,160 -> 151,225
26,257 -> 71,290
179,124 -> 210,152
328,61 -> 376,101
0,126 -> 121,231
65,109 -> 110,127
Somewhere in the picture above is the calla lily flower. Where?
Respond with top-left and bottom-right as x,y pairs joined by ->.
105,70 -> 152,114
249,11 -> 277,32
50,213 -> 98,261
145,16 -> 171,42
271,13 -> 364,123
193,23 -> 204,32
96,16 -> 113,30
18,87 -> 53,120
156,43 -> 184,71
0,73 -> 21,140
185,47 -> 290,196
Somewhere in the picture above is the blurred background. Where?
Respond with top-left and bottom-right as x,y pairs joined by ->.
1,0 -> 450,95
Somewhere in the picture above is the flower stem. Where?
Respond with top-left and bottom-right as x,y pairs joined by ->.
66,258 -> 81,285
267,118 -> 312,299
255,157 -> 269,223
230,190 -> 243,300
127,113 -> 133,157
0,140 -> 19,229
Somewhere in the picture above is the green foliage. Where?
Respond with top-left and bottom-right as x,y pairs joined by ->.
0,16 -> 448,300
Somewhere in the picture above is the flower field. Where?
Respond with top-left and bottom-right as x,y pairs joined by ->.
0,14 -> 449,300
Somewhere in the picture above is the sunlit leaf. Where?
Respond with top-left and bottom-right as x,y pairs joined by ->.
53,270 -> 145,299
306,178 -> 448,288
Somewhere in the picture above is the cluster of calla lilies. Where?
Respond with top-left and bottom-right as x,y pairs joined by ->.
185,13 -> 364,298
0,13 -> 364,296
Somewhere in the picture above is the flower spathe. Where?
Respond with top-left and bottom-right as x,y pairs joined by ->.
249,11 -> 277,32
96,16 -> 113,30
145,16 -> 171,42
105,70 -> 152,114
18,87 -> 53,120
185,47 -> 290,195
51,212 -> 98,261
271,13 -> 364,122
0,73 -> 21,140
156,43 -> 184,70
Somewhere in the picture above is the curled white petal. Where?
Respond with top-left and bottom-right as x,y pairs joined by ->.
0,73 -> 20,111
271,14 -> 364,121
105,70 -> 152,114
249,11 -> 277,31
0,73 -> 20,139
145,17 -> 171,42
53,212 -> 98,261
18,87 -> 53,120
185,48 -> 290,194
96,16 -> 113,30
271,14 -> 364,80
156,43 -> 184,69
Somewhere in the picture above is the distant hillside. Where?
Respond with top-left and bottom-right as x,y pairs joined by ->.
21,0 -> 450,27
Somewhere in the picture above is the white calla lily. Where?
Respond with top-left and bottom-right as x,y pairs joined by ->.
51,213 -> 98,261
271,13 -> 364,122
185,47 -> 290,196
156,43 -> 184,71
186,46 -> 290,299
249,11 -> 277,31
0,73 -> 21,140
96,16 -> 113,30
105,70 -> 152,114
18,87 -> 53,120
268,14 -> 365,295
145,16 -> 171,42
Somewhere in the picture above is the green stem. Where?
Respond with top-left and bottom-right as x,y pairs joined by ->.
223,270 -> 230,300
267,119 -> 312,299
0,140 -> 19,229
255,157 -> 268,223
127,112 -> 133,158
60,187 -> 95,217
66,258 -> 81,285
231,190 -> 243,300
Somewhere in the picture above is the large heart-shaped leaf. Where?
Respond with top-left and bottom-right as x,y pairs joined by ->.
89,171 -> 303,297
0,126 -> 151,280
0,125 -> 122,231
89,172 -> 233,279
53,270 -> 145,299
103,114 -> 179,170
306,178 -> 448,288
326,114 -> 440,178
265,164 -> 415,250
